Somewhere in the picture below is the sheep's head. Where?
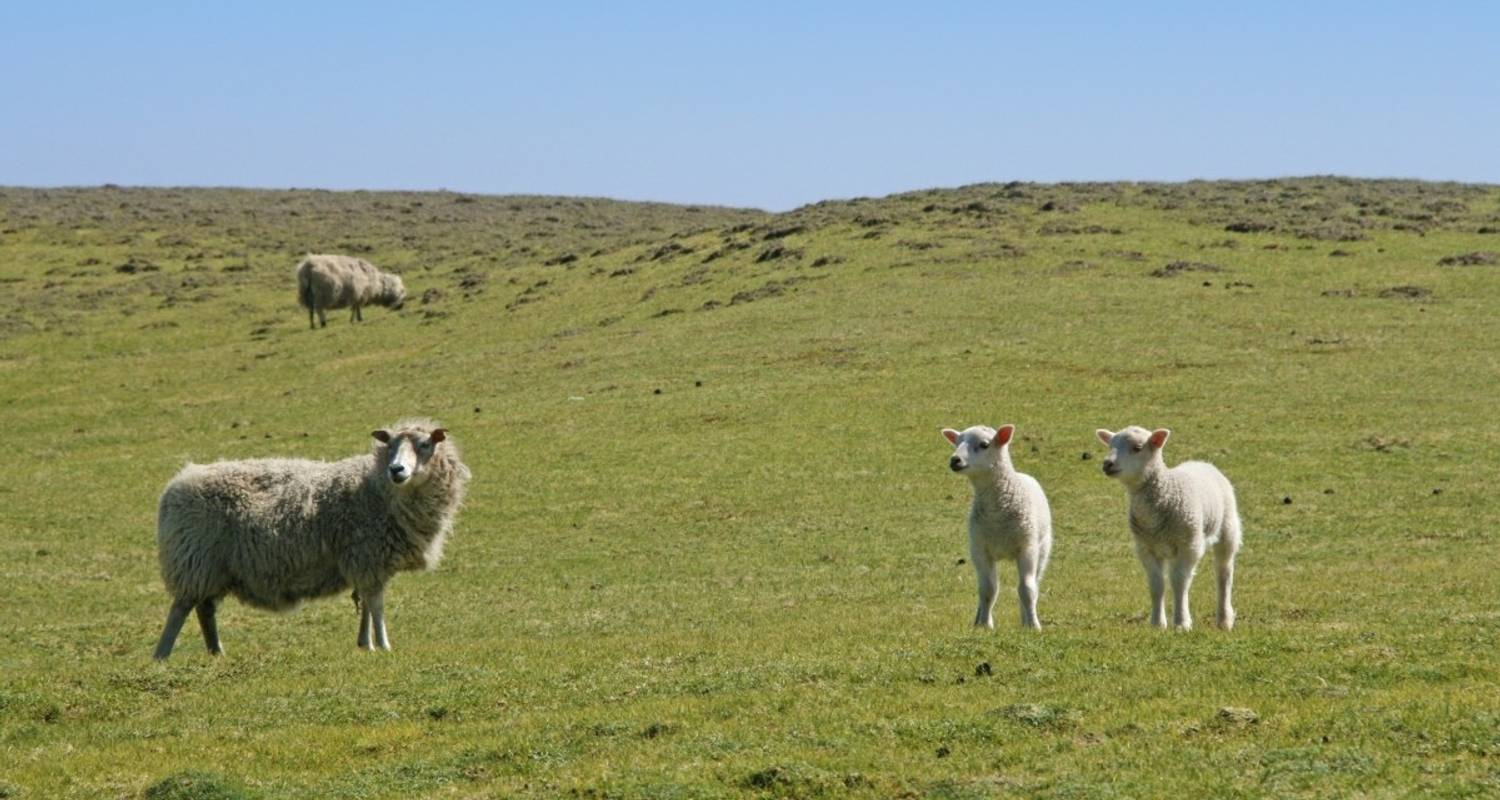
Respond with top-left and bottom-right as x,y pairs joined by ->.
941,424 -> 1014,476
372,422 -> 451,490
381,274 -> 407,310
1096,426 -> 1169,484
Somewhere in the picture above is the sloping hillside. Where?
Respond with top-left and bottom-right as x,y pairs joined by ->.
2,179 -> 1498,798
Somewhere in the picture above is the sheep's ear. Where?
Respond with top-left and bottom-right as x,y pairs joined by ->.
995,425 -> 1015,446
372,430 -> 391,444
941,428 -> 960,445
1149,429 -> 1171,450
1096,429 -> 1114,445
430,428 -> 447,444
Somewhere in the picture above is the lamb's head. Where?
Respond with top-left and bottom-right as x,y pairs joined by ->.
941,424 -> 1014,477
1096,426 -> 1169,484
380,273 -> 407,310
372,419 -> 459,491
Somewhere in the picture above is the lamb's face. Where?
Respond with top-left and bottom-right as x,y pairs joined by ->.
1096,426 -> 1168,482
372,427 -> 448,489
941,425 -> 1013,475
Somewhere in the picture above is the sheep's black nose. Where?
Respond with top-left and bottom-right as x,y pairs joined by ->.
949,457 -> 963,471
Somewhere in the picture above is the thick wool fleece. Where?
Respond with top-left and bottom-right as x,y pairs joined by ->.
296,254 -> 405,325
156,419 -> 469,611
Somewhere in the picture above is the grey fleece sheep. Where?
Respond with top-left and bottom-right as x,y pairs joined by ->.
296,254 -> 406,329
152,419 -> 470,659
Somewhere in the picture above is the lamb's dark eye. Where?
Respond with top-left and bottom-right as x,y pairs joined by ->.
978,441 -> 990,450
1131,445 -> 1143,453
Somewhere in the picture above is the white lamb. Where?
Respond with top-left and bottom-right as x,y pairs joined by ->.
942,424 -> 1053,629
1096,426 -> 1241,631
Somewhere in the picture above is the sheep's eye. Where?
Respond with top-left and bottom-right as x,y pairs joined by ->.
1131,445 -> 1143,453
419,441 -> 433,451
978,440 -> 990,450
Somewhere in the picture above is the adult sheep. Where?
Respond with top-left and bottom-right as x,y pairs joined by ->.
296,254 -> 406,329
152,419 -> 470,660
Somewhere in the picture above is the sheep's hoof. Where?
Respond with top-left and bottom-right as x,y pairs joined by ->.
1218,615 -> 1236,631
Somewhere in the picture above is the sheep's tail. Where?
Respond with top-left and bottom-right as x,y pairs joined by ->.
296,259 -> 314,310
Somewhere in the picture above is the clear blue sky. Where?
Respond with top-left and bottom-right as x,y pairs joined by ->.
3,2 -> 1497,210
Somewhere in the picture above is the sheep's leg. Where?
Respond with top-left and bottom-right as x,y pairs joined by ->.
1169,555 -> 1198,631
355,591 -> 372,649
153,599 -> 194,660
1016,553 -> 1042,630
308,306 -> 316,330
195,598 -> 224,656
359,586 -> 390,651
317,307 -> 328,328
971,545 -> 999,629
1136,545 -> 1167,628
352,305 -> 362,323
1215,538 -> 1237,631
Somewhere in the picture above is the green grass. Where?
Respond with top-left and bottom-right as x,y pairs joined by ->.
2,179 -> 1499,798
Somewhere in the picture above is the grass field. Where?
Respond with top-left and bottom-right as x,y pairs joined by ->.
2,179 -> 1498,798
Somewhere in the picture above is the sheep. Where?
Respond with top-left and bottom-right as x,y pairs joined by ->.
1096,426 -> 1241,631
942,424 -> 1053,629
151,419 -> 470,659
296,254 -> 406,329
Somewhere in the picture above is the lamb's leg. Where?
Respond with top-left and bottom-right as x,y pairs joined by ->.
1215,537 -> 1237,631
352,305 -> 362,323
195,598 -> 224,656
308,306 -> 316,330
971,546 -> 999,630
1169,555 -> 1198,631
1016,553 -> 1042,630
318,307 -> 328,328
153,599 -> 194,660
1136,545 -> 1167,628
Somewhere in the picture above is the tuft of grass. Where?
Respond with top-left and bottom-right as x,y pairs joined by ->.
143,771 -> 254,800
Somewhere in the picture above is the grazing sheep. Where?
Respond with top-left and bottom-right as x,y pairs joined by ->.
296,254 -> 406,329
1096,426 -> 1241,631
152,419 -> 469,659
942,424 -> 1053,629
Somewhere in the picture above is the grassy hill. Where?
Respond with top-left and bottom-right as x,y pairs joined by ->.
2,178 -> 1498,798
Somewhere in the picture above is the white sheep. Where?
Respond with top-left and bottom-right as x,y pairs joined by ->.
1096,426 -> 1241,631
152,419 -> 470,659
296,254 -> 406,329
942,424 -> 1053,629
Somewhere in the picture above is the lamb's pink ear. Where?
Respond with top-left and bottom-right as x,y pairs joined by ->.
941,428 -> 960,445
430,428 -> 447,444
1149,428 -> 1171,450
1096,429 -> 1114,445
372,430 -> 391,444
995,425 -> 1015,446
